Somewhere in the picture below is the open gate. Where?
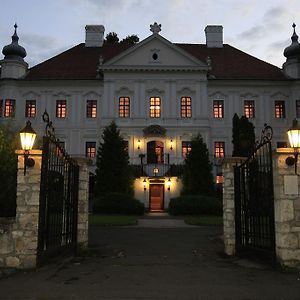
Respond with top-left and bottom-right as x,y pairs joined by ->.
37,112 -> 79,265
234,124 -> 276,262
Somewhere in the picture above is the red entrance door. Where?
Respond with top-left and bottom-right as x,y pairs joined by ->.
150,184 -> 164,211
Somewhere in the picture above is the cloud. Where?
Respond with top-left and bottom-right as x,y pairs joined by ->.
237,25 -> 265,40
21,33 -> 59,49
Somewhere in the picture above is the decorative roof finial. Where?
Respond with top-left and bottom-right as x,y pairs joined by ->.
150,22 -> 161,35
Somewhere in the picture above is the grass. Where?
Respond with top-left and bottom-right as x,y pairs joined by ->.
184,215 -> 223,226
89,214 -> 138,226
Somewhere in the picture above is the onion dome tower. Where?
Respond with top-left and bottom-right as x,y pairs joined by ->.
0,24 -> 28,79
283,23 -> 300,79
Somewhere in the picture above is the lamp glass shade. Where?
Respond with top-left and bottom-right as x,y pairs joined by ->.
287,119 -> 300,148
167,178 -> 171,188
20,121 -> 37,151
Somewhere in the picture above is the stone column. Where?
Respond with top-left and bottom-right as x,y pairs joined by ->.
222,157 -> 245,256
273,148 -> 300,268
75,158 -> 89,251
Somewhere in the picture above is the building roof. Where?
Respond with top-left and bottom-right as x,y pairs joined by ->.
25,42 -> 286,81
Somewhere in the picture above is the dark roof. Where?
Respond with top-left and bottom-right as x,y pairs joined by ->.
25,42 -> 286,81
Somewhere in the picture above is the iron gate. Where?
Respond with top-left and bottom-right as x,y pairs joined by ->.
37,112 -> 79,265
234,124 -> 276,262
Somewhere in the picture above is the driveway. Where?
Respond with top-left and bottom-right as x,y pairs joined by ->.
0,224 -> 299,300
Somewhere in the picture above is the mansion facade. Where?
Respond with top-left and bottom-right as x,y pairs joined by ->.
1,22 -> 300,211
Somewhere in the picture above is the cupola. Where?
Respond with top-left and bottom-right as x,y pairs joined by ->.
2,24 -> 27,61
283,23 -> 300,79
0,23 -> 28,79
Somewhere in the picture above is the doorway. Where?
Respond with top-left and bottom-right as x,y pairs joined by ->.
147,141 -> 164,164
149,184 -> 164,211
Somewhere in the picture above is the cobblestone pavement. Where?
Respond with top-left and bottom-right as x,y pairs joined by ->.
0,225 -> 300,300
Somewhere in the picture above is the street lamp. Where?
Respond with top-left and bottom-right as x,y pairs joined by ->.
286,119 -> 300,174
20,120 -> 37,175
143,178 -> 147,191
167,178 -> 171,191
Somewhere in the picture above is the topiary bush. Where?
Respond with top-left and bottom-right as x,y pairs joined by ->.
168,195 -> 222,216
93,192 -> 145,215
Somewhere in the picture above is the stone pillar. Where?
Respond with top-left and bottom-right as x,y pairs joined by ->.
273,148 -> 300,268
75,158 -> 89,251
222,157 -> 245,256
8,150 -> 42,269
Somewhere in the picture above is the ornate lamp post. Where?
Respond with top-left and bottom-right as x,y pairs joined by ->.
287,119 -> 300,174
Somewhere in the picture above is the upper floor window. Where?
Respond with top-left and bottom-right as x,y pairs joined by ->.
150,97 -> 161,118
213,100 -> 224,118
275,101 -> 285,119
244,100 -> 255,118
25,100 -> 36,118
86,142 -> 96,158
296,100 -> 300,118
182,141 -> 192,158
214,141 -> 225,158
4,99 -> 15,118
86,100 -> 97,118
119,97 -> 130,118
181,97 -> 192,118
56,100 -> 66,118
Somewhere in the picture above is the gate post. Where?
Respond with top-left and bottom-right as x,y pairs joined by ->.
273,148 -> 300,268
222,157 -> 245,256
75,158 -> 89,251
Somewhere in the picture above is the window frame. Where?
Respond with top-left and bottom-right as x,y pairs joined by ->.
86,100 -> 97,118
213,100 -> 224,118
274,100 -> 286,119
244,100 -> 255,118
182,141 -> 192,158
214,141 -> 225,158
149,96 -> 161,118
4,99 -> 15,118
180,96 -> 192,118
0,99 -> 3,117
25,100 -> 36,118
56,100 -> 67,118
86,141 -> 97,158
119,97 -> 130,118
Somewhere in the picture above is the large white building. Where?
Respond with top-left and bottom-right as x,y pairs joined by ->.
1,22 -> 300,211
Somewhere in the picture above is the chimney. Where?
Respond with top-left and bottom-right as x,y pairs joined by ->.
205,25 -> 223,48
85,25 -> 105,47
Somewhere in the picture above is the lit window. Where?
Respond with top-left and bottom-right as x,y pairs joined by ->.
244,100 -> 255,118
275,101 -> 285,119
86,142 -> 96,158
150,97 -> 161,118
182,141 -> 192,158
276,141 -> 288,148
216,174 -> 224,184
214,141 -> 225,158
181,97 -> 192,118
4,99 -> 15,118
25,100 -> 36,118
296,100 -> 300,118
56,100 -> 67,118
119,97 -> 130,118
86,100 -> 97,118
213,100 -> 224,118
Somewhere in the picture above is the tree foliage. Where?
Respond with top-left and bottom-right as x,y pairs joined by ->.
95,121 -> 133,196
181,134 -> 215,196
232,113 -> 255,157
104,32 -> 139,45
0,122 -> 18,216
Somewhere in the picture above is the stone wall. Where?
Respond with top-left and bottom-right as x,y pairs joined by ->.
0,151 -> 90,269
273,149 -> 300,268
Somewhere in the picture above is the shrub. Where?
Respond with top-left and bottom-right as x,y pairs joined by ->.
93,192 -> 145,215
168,195 -> 222,216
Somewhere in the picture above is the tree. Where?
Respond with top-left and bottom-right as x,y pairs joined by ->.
95,121 -> 133,196
232,114 -> 255,157
0,122 -> 18,216
121,34 -> 139,45
181,134 -> 214,196
104,32 -> 119,44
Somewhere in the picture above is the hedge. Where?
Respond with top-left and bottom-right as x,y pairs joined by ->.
168,195 -> 222,216
93,192 -> 145,215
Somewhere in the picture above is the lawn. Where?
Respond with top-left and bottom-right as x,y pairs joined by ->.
89,214 -> 138,226
184,215 -> 223,226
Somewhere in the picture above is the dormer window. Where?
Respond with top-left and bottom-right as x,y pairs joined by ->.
150,49 -> 160,63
